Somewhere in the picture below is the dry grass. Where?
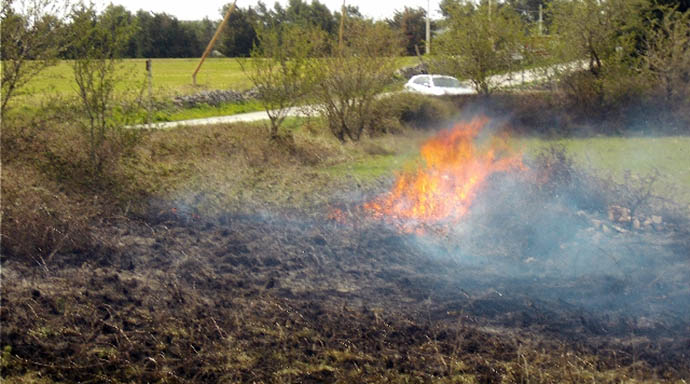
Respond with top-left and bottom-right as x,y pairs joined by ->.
0,164 -> 93,263
1,94 -> 438,263
124,117 -> 430,216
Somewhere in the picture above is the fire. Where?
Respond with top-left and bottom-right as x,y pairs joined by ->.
364,116 -> 524,229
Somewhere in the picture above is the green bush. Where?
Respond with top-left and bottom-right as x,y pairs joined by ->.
372,92 -> 456,133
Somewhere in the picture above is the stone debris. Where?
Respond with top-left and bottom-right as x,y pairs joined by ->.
173,88 -> 259,108
587,206 -> 670,234
608,205 -> 631,223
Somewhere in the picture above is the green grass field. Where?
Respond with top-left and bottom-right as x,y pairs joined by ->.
12,56 -> 421,99
516,136 -> 690,205
14,58 -> 255,100
5,56 -> 419,122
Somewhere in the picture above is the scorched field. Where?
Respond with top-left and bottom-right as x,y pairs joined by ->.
2,110 -> 689,383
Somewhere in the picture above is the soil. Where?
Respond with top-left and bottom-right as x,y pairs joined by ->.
2,177 -> 690,383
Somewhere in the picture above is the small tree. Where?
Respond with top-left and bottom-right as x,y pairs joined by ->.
434,1 -> 527,94
548,0 -> 647,76
387,7 -> 434,56
1,0 -> 66,115
309,20 -> 401,142
547,0 -> 649,108
643,4 -> 690,103
67,3 -> 139,175
241,24 -> 326,139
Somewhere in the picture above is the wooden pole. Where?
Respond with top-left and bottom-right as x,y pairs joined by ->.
338,0 -> 346,53
425,0 -> 430,55
488,0 -> 492,22
192,0 -> 237,86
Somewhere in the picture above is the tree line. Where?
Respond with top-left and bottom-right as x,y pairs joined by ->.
1,0 -> 437,60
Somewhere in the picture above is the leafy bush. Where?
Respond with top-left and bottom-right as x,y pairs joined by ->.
0,0 -> 66,115
242,24 -> 327,139
67,4 -> 143,176
371,92 -> 455,132
309,20 -> 402,142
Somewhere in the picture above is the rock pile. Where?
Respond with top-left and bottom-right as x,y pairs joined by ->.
173,88 -> 259,108
587,205 -> 667,234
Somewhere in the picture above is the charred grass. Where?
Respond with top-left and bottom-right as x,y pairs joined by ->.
2,96 -> 690,383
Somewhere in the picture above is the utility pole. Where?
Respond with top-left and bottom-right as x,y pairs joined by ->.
339,0 -> 346,53
538,3 -> 543,36
488,0 -> 492,22
192,0 -> 237,86
425,0 -> 430,55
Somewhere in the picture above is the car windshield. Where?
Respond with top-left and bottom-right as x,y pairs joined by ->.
433,77 -> 462,88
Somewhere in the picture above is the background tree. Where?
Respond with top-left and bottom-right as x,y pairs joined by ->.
1,0 -> 66,115
547,0 -> 649,108
98,4 -> 137,57
387,7 -> 435,56
186,17 -> 217,54
435,0 -> 527,94
505,0 -> 551,24
642,4 -> 690,103
123,11 -> 201,58
241,24 -> 326,139
549,0 -> 647,76
284,0 -> 336,33
310,20 -> 402,142
219,5 -> 259,57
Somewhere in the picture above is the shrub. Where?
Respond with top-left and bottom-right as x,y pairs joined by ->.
0,0 -> 66,115
309,20 -> 402,142
242,24 -> 327,139
67,3 -> 143,177
371,92 -> 455,133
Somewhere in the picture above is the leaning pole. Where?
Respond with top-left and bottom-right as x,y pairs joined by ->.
192,0 -> 237,86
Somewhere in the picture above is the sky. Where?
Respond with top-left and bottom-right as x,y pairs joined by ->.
96,0 -> 445,21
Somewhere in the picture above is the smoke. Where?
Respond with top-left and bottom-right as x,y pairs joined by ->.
361,106 -> 690,326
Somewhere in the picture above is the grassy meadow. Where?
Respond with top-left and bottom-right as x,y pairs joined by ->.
517,136 -> 690,205
12,56 -> 420,99
5,56 -> 419,122
13,58 -> 255,99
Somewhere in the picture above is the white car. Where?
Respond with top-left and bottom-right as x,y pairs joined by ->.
404,74 -> 476,96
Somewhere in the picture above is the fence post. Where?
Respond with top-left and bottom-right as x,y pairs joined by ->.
146,59 -> 153,123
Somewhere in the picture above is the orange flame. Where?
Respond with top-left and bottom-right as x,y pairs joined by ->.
364,116 -> 523,229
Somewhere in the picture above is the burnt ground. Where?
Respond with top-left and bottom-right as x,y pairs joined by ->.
2,175 -> 690,383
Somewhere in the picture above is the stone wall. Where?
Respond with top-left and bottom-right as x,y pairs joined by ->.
173,88 -> 259,108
